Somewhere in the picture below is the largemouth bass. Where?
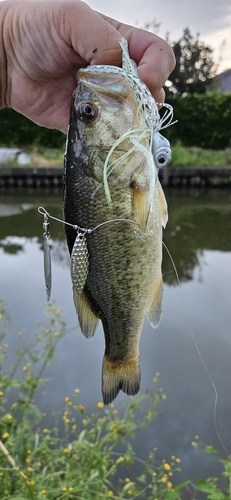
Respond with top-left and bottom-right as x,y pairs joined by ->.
63,39 -> 170,404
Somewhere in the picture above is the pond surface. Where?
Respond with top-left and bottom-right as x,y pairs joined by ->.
1,185 -> 231,485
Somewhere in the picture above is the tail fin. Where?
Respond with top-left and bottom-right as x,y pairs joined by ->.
102,354 -> 141,405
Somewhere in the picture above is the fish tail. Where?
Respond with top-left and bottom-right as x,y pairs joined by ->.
102,353 -> 140,405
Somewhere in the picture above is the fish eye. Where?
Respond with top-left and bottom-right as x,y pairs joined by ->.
76,101 -> 98,122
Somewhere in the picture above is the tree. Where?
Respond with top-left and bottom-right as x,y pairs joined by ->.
166,27 -> 218,96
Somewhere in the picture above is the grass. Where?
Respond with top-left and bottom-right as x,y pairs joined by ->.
1,299 -> 231,499
0,143 -> 231,168
170,141 -> 231,167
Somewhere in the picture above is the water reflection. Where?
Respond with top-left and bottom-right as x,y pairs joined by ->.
1,186 -> 231,485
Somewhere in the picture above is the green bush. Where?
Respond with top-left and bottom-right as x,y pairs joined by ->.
1,94 -> 231,151
164,93 -> 231,149
0,109 -> 65,148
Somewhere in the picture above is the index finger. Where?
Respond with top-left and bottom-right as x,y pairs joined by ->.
99,15 -> 175,101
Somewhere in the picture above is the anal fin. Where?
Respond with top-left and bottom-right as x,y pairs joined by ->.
73,289 -> 99,338
147,274 -> 163,328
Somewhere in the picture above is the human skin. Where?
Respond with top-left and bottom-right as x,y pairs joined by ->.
0,0 -> 175,132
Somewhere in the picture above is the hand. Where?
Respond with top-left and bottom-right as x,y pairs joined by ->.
0,0 -> 175,132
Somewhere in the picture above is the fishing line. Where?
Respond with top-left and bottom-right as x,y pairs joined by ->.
38,206 -> 143,235
162,239 -> 229,456
38,206 -> 147,297
149,220 -> 228,454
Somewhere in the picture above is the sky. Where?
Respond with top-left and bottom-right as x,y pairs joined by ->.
86,0 -> 231,73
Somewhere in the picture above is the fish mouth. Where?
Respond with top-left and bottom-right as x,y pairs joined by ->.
77,69 -> 130,102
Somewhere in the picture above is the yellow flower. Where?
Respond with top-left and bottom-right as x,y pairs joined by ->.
74,388 -> 80,394
97,402 -> 104,409
112,409 -> 118,415
161,474 -> 168,483
67,400 -> 72,406
68,487 -> 74,492
176,457 -> 181,463
25,458 -> 31,464
41,490 -> 46,494
22,474 -> 28,480
53,332 -> 59,337
125,478 -> 130,483
63,448 -> 69,454
27,467 -> 33,473
61,487 -> 67,492
65,396 -> 70,403
2,432 -> 9,439
6,414 -> 12,420
171,455 -> 175,461
167,481 -> 173,489
72,424 -> 77,431
107,491 -> 114,496
78,404 -> 85,412
64,418 -> 70,424
0,391 -> 4,397
27,450 -> 31,454
30,481 -> 35,486
163,463 -> 171,471
128,491 -> 133,495
43,429 -> 48,434
82,419 -> 87,426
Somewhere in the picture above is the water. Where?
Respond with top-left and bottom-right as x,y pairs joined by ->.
1,186 -> 231,485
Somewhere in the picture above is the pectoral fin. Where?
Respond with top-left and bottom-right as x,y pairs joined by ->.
73,289 -> 99,338
132,184 -> 149,231
147,274 -> 163,328
158,181 -> 168,228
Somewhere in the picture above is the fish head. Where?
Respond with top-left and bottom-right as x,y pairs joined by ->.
66,66 -> 155,204
70,67 -> 147,150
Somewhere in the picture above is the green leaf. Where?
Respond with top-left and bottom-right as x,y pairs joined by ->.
205,445 -> 218,454
197,478 -> 217,493
10,497 -> 28,500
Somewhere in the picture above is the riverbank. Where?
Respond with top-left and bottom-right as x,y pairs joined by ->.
0,165 -> 231,187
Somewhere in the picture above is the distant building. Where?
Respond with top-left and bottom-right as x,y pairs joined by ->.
210,69 -> 231,92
